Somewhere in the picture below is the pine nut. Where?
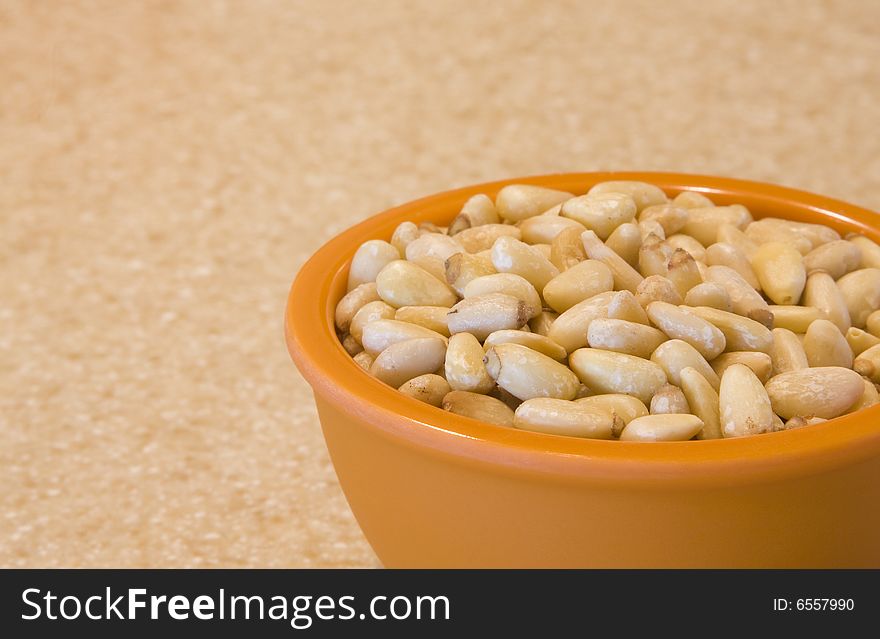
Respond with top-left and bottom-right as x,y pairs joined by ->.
781,415 -> 827,430
719,364 -> 774,437
803,271 -> 851,333
672,190 -> 715,209
666,249 -> 703,299
769,305 -> 824,333
495,184 -> 574,222
867,310 -> 880,337
342,333 -> 362,356
576,394 -> 649,436
639,220 -> 666,243
684,282 -> 732,312
636,275 -> 683,308
445,333 -> 495,393
549,226 -> 588,272
398,374 -> 452,407
619,414 -> 704,442
836,268 -> 880,328
335,282 -> 381,332
393,305 -> 451,337
405,233 -> 463,265
353,351 -> 374,371
361,319 -> 448,356
370,337 -> 447,388
376,260 -> 457,308
607,290 -> 650,324
679,366 -> 722,439
463,273 -> 542,319
646,301 -> 726,359
716,223 -> 758,259
444,252 -> 496,297
351,300 -> 397,342
455,223 -> 522,253
484,330 -> 567,361
605,222 -> 642,267
449,194 -> 500,235
391,221 -> 421,256
666,233 -> 707,263
848,234 -> 880,269
447,293 -> 530,340
547,291 -> 615,353
711,351 -> 773,384
803,240 -> 862,279
650,339 -> 720,390
803,319 -> 853,368
765,366 -> 864,419
485,343 -> 580,400
706,243 -> 761,291
347,239 -> 402,291
745,222 -> 813,255
491,235 -> 560,291
442,390 -> 515,426
529,310 -> 559,337
705,265 -> 773,328
587,180 -> 669,212
769,327 -> 809,375
846,327 -> 880,357
847,377 -> 880,413
747,217 -> 839,251
750,242 -> 807,306
570,348 -> 668,404
543,259 -> 614,313
587,318 -> 667,358
854,344 -> 880,383
639,204 -> 689,236
560,193 -> 637,240
581,230 -> 645,293
519,215 -> 586,245
682,205 -> 752,246
684,305 -> 773,353
513,398 -> 614,439
650,383 -> 690,414
638,237 -> 673,278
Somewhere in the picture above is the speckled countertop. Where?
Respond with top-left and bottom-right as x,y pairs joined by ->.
2,0 -> 879,567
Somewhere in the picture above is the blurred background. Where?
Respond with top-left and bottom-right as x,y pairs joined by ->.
1,0 -> 878,567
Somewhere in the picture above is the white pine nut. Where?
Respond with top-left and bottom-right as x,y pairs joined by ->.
547,290 -> 615,353
638,237 -> 673,278
781,415 -> 827,430
846,327 -> 880,356
705,265 -> 773,328
455,223 -> 522,253
549,226 -> 587,272
398,374 -> 452,407
361,319 -> 448,356
447,293 -> 531,341
706,242 -> 761,291
484,343 -> 580,401
348,239 -> 402,291
405,232 -> 464,265
835,268 -> 880,328
513,398 -> 614,439
747,217 -> 839,251
636,275 -> 683,308
679,366 -> 722,439
483,330 -> 568,361
765,366 -> 864,419
750,241 -> 807,306
683,305 -> 773,353
394,305 -> 451,337
683,282 -> 732,312
639,204 -> 689,236
607,290 -> 650,324
650,338 -> 720,390
745,222 -> 813,255
719,364 -> 774,437
681,205 -> 752,246
581,230 -> 645,293
442,390 -> 515,426
848,234 -> 880,269
665,233 -> 707,263
710,351 -> 773,384
444,252 -> 497,296
854,344 -> 880,383
619,414 -> 704,442
769,327 -> 809,375
542,259 -> 614,313
519,215 -> 586,245
463,273 -> 542,319
561,193 -> 637,240
803,271 -> 851,333
803,240 -> 862,279
491,235 -> 560,291
569,348 -> 668,404
335,282 -> 381,332
604,222 -> 642,267
391,221 -> 421,256
449,194 -> 500,234
351,300 -> 397,342
650,383 -> 690,415
445,333 -> 495,394
587,180 -> 669,212
666,249 -> 703,299
646,301 -> 726,360
376,260 -> 457,308
672,190 -> 715,209
587,318 -> 667,359
576,394 -> 649,437
716,223 -> 758,259
495,185 -> 574,222
370,337 -> 448,388
803,319 -> 854,368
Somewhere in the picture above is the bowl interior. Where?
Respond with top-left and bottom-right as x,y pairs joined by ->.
286,172 -> 880,484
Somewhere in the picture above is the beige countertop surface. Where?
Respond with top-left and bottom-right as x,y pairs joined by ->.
2,0 -> 879,567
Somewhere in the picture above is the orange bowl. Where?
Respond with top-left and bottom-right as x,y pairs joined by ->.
285,173 -> 880,567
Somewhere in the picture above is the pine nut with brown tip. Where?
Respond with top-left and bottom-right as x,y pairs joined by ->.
549,226 -> 587,272
705,265 -> 773,328
449,193 -> 500,235
447,293 -> 530,341
607,290 -> 650,324
463,273 -> 542,319
444,252 -> 496,296
604,222 -> 642,267
650,384 -> 690,414
666,249 -> 703,299
636,275 -> 683,308
665,233 -> 707,263
576,394 -> 649,437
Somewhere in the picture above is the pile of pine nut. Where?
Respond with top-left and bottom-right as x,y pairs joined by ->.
334,181 -> 880,441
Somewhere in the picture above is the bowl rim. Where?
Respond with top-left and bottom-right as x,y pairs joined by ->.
285,172 -> 880,486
